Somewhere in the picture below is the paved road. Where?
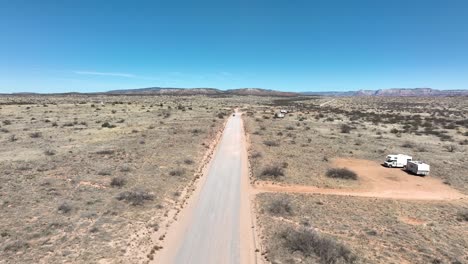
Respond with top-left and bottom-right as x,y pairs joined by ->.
160,113 -> 252,264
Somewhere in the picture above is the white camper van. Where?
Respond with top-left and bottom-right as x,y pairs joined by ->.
405,161 -> 430,176
383,154 -> 412,168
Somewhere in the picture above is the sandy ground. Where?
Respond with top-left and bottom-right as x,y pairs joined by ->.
155,113 -> 257,264
253,158 -> 466,201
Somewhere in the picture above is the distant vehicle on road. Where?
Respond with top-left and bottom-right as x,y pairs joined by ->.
405,161 -> 430,176
383,154 -> 412,168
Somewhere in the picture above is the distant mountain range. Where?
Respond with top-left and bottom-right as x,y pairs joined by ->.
2,87 -> 467,97
106,87 -> 299,97
301,88 -> 468,97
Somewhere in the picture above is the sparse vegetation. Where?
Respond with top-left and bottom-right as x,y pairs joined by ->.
169,168 -> 186,177
280,226 -> 357,264
101,122 -> 116,128
58,202 -> 72,213
326,168 -> 358,180
29,132 -> 42,138
263,140 -> 279,147
0,95 -> 227,263
110,177 -> 126,188
340,124 -> 353,133
445,144 -> 457,152
44,149 -> 56,156
95,149 -> 115,155
457,210 -> 468,221
268,197 -> 293,216
116,189 -> 154,206
183,158 -> 194,165
261,164 -> 284,179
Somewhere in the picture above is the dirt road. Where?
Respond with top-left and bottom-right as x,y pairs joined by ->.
156,113 -> 256,264
253,158 -> 465,201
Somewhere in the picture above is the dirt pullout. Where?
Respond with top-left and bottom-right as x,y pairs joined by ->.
253,158 -> 466,201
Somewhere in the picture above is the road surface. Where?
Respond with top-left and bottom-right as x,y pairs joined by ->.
157,113 -> 255,264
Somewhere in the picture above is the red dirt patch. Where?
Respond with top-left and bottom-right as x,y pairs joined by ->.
253,158 -> 465,201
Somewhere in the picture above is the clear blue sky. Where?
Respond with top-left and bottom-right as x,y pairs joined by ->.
1,0 -> 467,93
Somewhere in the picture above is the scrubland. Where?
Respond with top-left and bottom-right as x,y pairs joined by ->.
1,94 -> 467,264
0,95 -> 234,263
244,96 -> 468,264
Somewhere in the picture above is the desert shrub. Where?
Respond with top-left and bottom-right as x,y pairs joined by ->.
0,127 -> 9,133
183,158 -> 194,165
326,168 -> 357,180
280,227 -> 357,264
29,132 -> 42,138
17,164 -> 32,171
217,112 -> 225,119
2,120 -> 12,125
457,210 -> 468,221
120,165 -> 131,172
169,168 -> 185,177
286,126 -> 294,130
354,139 -> 363,146
116,189 -> 154,206
3,240 -> 29,252
95,149 -> 115,155
445,145 -> 457,152
8,134 -> 17,142
63,122 -> 74,127
459,139 -> 468,145
97,168 -> 111,176
44,149 -> 56,156
58,202 -> 72,213
416,146 -> 428,152
110,177 -> 126,188
101,122 -> 116,128
251,151 -> 262,159
390,128 -> 399,134
268,197 -> 293,216
260,164 -> 284,179
191,128 -> 202,134
340,124 -> 353,133
263,140 -> 279,147
401,141 -> 414,148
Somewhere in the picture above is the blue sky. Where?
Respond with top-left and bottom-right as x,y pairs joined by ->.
1,0 -> 467,93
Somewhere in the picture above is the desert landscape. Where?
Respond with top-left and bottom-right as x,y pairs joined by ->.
0,93 -> 467,264
3,1 -> 468,263
0,94 -> 236,263
243,96 -> 468,264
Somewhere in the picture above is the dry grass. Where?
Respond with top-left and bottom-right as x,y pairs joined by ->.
244,96 -> 468,192
257,193 -> 468,264
247,96 -> 468,264
0,95 -> 235,263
